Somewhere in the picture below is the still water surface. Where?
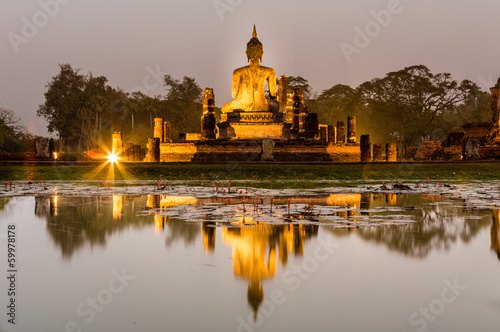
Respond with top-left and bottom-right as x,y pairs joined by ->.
0,191 -> 499,332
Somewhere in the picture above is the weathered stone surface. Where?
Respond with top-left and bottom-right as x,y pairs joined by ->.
261,139 -> 275,161
337,121 -> 345,144
304,113 -> 319,139
463,122 -> 491,159
386,143 -> 397,162
373,144 -> 382,161
328,125 -> 337,144
164,121 -> 173,143
202,88 -> 217,140
347,116 -> 356,143
133,145 -> 141,161
465,138 -> 481,159
157,141 -> 360,163
409,141 -> 442,161
278,75 -> 288,114
319,125 -> 328,142
397,143 -> 407,160
360,135 -> 371,162
123,143 -> 134,162
186,133 -> 202,141
290,89 -> 303,139
326,143 -> 360,162
146,138 -> 160,162
35,137 -> 50,158
154,118 -> 164,143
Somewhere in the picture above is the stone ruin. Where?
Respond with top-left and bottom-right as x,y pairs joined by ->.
34,137 -> 55,159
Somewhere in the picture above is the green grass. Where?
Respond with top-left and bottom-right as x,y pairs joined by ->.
0,162 -> 499,188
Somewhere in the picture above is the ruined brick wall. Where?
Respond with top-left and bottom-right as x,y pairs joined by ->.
326,143 -> 361,162
409,141 -> 442,161
159,141 -> 361,163
159,143 -> 197,162
479,146 -> 500,160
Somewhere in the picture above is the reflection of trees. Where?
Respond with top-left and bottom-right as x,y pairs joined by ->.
42,195 -> 152,258
0,197 -> 10,212
157,217 -> 200,248
332,194 -> 491,259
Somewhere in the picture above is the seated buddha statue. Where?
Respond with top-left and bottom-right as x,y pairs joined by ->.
222,25 -> 276,114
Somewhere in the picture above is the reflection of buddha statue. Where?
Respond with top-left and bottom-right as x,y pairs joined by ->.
222,25 -> 276,114
221,220 -> 317,319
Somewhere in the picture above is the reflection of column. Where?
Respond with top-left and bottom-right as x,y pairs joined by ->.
360,193 -> 371,215
112,195 -> 123,220
35,197 -> 50,217
50,195 -> 58,217
155,216 -> 165,233
147,195 -> 155,208
386,194 -> 397,206
202,222 -> 216,253
491,210 -> 500,260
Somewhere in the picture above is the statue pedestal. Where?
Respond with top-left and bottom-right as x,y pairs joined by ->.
218,110 -> 291,140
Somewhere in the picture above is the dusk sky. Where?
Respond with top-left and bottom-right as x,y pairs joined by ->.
1,0 -> 499,137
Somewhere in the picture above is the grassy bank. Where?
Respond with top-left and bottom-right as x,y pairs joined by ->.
0,162 -> 499,187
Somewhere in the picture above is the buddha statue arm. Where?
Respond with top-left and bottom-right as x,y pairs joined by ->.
267,69 -> 277,99
231,69 -> 242,99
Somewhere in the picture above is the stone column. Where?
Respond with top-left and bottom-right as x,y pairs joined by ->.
319,126 -> 328,142
284,90 -> 295,124
123,143 -> 134,162
304,112 -> 319,139
337,121 -> 345,144
146,138 -> 155,162
278,75 -> 288,114
328,125 -> 337,144
112,132 -> 123,155
201,88 -> 216,140
491,79 -> 500,126
291,89 -> 304,139
154,118 -> 164,143
360,135 -> 371,162
164,121 -> 173,143
373,144 -> 382,161
347,116 -> 356,143
133,145 -> 141,161
386,143 -> 397,162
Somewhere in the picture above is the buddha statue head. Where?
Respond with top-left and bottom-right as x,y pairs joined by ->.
246,25 -> 263,64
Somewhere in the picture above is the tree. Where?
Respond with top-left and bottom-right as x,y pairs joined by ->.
164,75 -> 202,103
0,106 -> 26,153
357,65 -> 480,145
37,64 -> 86,151
162,75 -> 203,135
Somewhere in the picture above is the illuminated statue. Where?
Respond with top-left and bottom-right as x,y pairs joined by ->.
222,25 -> 276,114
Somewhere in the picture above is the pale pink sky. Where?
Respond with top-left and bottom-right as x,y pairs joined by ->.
1,0 -> 499,136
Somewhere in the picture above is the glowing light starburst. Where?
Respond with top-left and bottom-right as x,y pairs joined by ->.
107,152 -> 119,164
